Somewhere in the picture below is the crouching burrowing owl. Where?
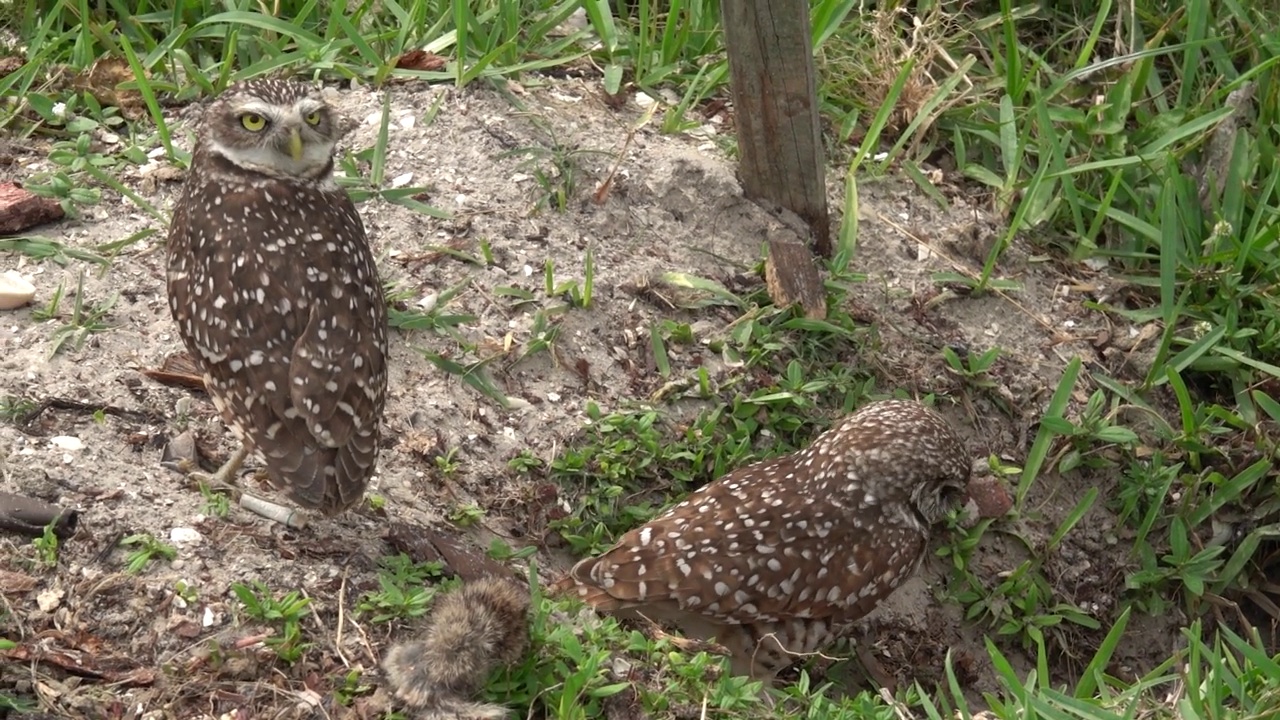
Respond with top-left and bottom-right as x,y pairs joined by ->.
550,399 -> 970,683
166,79 -> 388,521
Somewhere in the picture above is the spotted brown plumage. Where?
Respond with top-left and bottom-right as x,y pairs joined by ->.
549,399 -> 970,681
166,79 -> 388,515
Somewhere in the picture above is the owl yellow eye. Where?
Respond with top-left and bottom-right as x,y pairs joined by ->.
240,113 -> 267,131
304,111 -> 322,126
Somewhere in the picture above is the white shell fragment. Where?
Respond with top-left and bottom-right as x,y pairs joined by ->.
0,271 -> 36,310
169,527 -> 204,545
49,436 -> 85,451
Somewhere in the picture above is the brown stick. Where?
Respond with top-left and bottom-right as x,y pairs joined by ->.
0,492 -> 80,539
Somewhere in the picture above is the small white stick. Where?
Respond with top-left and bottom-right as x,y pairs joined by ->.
238,493 -> 310,529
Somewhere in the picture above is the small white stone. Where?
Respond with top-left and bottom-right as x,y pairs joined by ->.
169,527 -> 203,545
37,588 -> 65,612
391,172 -> 414,188
547,391 -> 561,402
398,114 -> 415,130
0,271 -> 36,310
49,436 -> 84,451
202,606 -> 216,627
416,293 -> 438,312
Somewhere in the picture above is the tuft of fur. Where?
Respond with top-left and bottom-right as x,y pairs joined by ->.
383,577 -> 531,719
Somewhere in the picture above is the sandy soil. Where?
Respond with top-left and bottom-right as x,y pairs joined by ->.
0,77 -> 1183,718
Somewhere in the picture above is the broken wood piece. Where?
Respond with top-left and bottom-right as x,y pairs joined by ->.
765,237 -> 827,319
0,491 -> 80,539
385,520 -> 522,583
140,352 -> 207,392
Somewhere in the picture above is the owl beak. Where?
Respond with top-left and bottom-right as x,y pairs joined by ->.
288,128 -> 304,163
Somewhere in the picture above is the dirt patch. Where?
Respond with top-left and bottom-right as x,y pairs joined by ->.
1,77 -> 1180,717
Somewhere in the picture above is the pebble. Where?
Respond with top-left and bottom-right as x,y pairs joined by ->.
49,436 -> 84,451
0,271 -> 36,310
169,527 -> 203,545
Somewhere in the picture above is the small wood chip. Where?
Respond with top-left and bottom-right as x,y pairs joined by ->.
764,237 -> 827,319
141,352 -> 207,392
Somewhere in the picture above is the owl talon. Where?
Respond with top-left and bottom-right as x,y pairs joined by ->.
186,444 -> 251,490
181,445 -> 309,528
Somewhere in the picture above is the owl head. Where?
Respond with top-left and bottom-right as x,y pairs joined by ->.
824,400 -> 971,525
899,407 -> 971,525
199,79 -> 341,180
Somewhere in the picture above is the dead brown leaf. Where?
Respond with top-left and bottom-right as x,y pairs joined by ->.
394,50 -> 447,72
384,521 -> 522,583
70,57 -> 148,121
0,569 -> 39,593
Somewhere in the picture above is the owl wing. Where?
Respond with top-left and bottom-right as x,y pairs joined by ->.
284,197 -> 387,448
559,454 -> 927,626
275,195 -> 388,509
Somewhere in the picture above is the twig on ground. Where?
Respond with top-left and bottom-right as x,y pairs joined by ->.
0,492 -> 79,539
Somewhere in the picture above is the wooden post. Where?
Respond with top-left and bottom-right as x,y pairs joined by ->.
722,0 -> 831,318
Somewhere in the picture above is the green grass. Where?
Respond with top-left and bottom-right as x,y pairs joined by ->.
2,0 -> 1278,718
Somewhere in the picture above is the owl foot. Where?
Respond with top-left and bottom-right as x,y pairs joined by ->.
855,645 -> 897,695
183,445 -> 310,528
186,443 -> 251,488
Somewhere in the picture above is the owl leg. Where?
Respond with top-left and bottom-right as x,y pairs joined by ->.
187,443 -> 250,488
186,445 -> 311,528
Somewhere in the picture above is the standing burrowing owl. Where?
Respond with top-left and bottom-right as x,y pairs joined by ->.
166,79 -> 388,519
550,399 -> 970,682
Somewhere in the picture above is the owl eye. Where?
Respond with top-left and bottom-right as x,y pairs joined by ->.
240,113 -> 267,131
304,111 -> 322,126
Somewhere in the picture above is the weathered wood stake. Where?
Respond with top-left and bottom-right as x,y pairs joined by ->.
722,0 -> 831,318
